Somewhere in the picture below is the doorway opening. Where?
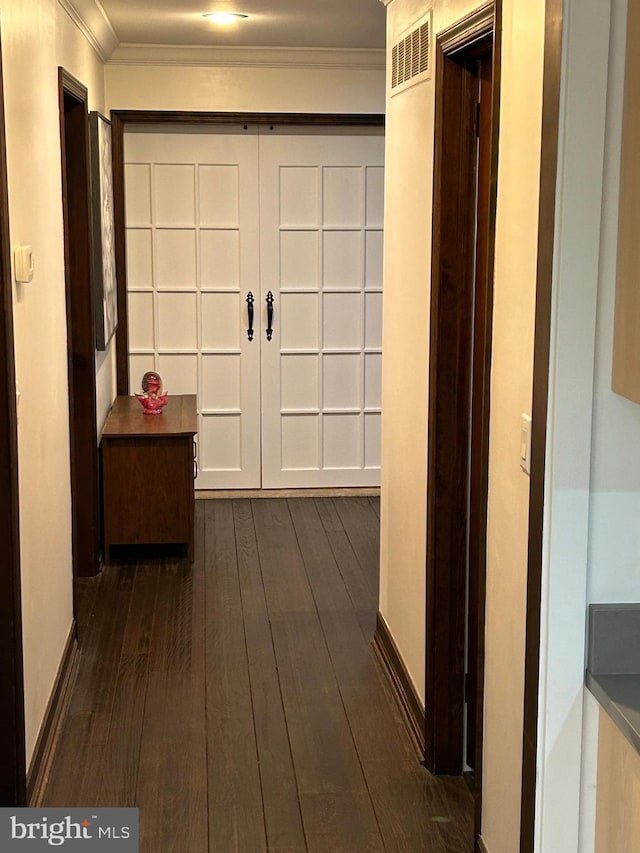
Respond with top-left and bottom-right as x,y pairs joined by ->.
424,2 -> 500,842
58,69 -> 101,591
111,112 -> 385,492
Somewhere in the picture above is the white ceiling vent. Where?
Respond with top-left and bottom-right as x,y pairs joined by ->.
390,11 -> 432,96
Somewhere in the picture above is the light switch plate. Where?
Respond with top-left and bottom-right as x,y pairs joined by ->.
520,413 -> 532,475
14,245 -> 33,283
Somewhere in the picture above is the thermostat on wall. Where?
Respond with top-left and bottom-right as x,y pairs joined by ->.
14,245 -> 33,283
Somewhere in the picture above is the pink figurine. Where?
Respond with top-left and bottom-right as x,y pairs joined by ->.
135,371 -> 169,415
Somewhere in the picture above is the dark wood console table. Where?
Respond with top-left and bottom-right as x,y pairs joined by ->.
101,394 -> 198,562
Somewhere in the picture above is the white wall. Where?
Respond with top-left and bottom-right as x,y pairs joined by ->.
583,0 -> 640,848
105,63 -> 385,114
380,1 -> 546,851
1,0 -> 107,765
516,0 -> 640,848
534,0 -> 611,848
587,0 -> 640,607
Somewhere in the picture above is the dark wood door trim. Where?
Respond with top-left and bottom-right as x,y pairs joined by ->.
111,110 -> 384,127
110,110 -> 385,394
425,9 -> 500,831
426,43 -> 478,776
519,0 -> 564,850
0,32 -> 27,806
438,1 -> 495,55
59,68 -> 101,580
466,44 -> 498,838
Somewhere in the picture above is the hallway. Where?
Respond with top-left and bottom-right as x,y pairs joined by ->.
42,497 -> 473,851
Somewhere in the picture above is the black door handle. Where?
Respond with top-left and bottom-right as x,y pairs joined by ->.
246,291 -> 254,341
266,291 -> 274,341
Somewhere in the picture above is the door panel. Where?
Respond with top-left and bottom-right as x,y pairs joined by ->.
124,127 -> 261,488
124,126 -> 384,489
259,129 -> 385,488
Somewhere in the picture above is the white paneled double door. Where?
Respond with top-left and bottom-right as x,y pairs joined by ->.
125,126 -> 384,489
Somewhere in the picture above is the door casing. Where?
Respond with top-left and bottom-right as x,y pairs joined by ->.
424,2 -> 500,843
58,69 -> 101,583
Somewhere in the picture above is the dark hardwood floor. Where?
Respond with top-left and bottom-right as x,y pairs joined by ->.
43,497 -> 473,852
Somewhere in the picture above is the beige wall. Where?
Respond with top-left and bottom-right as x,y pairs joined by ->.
105,63 -> 385,114
380,1 -> 545,851
1,0 -> 108,765
482,3 -> 544,850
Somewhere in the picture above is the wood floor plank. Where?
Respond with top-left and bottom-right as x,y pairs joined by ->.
233,499 -> 306,850
74,572 -> 101,644
204,499 -> 267,853
252,498 -> 337,703
332,497 -> 381,594
42,570 -> 104,806
284,699 -> 370,796
310,497 -> 379,638
269,614 -> 338,706
137,672 -> 208,852
325,529 -> 378,638
432,774 -> 476,851
137,505 -> 208,852
290,495 -> 435,851
369,496 -> 381,520
299,791 -> 385,853
340,684 -> 416,766
360,759 -> 460,853
121,563 -> 159,657
256,497 -> 380,847
251,498 -> 317,616
288,498 -> 356,615
97,651 -> 151,807
98,562 -> 160,807
44,565 -> 135,807
313,497 -> 344,533
147,563 -> 198,675
40,711 -> 103,807
69,565 -> 133,717
288,498 -> 379,689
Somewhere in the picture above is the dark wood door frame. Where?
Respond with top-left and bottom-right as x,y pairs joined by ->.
424,0 -> 500,832
0,32 -> 27,808
519,0 -> 563,849
466,43 -> 494,794
110,110 -> 384,395
58,69 -> 101,582
425,24 -> 481,777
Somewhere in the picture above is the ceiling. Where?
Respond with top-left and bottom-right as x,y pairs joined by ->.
97,0 -> 387,51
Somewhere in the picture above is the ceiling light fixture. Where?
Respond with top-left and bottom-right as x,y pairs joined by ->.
203,11 -> 249,25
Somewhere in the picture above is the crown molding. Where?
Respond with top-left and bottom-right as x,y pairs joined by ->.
58,0 -> 119,61
107,44 -> 386,70
56,2 -> 386,70
438,1 -> 494,53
